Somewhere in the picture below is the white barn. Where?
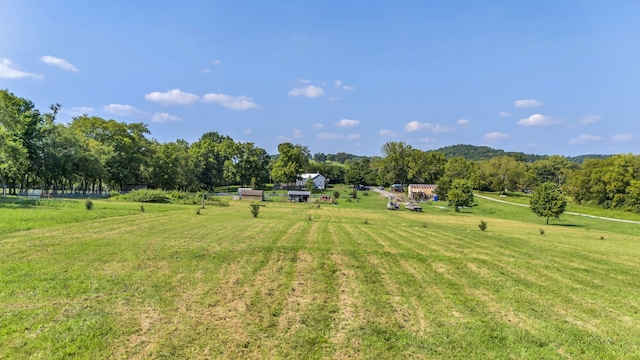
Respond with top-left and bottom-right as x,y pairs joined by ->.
297,173 -> 326,190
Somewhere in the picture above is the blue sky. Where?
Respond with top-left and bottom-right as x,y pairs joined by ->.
1,1 -> 639,156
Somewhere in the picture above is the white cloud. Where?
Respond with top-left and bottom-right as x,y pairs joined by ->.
456,119 -> 470,126
151,112 -> 181,122
103,104 -> 148,118
335,118 -> 360,127
202,68 -> 211,73
334,80 -> 354,91
518,114 -> 560,127
346,133 -> 360,140
379,129 -> 397,137
293,129 -> 303,139
312,123 -> 323,129
103,104 -> 180,122
432,124 -> 454,133
611,133 -> 634,142
404,121 -> 432,132
318,132 -> 341,140
40,55 -> 79,72
244,128 -> 252,134
277,135 -> 291,141
0,59 -> 42,79
484,132 -> 510,141
329,96 -> 342,101
145,89 -> 200,105
61,106 -> 94,117
212,60 -> 222,65
569,134 -> 602,145
580,115 -> 602,124
202,93 -> 258,110
288,85 -> 324,98
514,99 -> 542,108
499,112 -> 511,117
419,137 -> 436,143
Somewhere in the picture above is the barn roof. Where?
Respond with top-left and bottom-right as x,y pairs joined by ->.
240,190 -> 264,196
288,191 -> 311,196
408,184 -> 437,190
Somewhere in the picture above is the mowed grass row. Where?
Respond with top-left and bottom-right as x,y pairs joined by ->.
1,197 -> 640,358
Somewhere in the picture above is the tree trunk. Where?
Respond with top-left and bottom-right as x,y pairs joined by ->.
546,216 -> 549,225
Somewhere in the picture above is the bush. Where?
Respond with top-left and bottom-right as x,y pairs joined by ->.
539,228 -> 544,235
250,203 -> 261,218
85,198 -> 93,210
113,189 -> 169,203
140,205 -> 145,213
333,190 -> 340,199
478,220 -> 487,231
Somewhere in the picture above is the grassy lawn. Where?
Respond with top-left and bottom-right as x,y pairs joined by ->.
1,191 -> 640,358
478,191 -> 640,222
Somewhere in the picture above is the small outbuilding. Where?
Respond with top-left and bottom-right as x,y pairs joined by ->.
288,190 -> 311,202
239,189 -> 264,201
408,184 -> 437,200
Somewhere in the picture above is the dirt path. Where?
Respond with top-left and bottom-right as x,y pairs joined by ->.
474,194 -> 640,225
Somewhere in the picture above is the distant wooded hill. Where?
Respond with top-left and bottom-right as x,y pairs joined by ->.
318,144 -> 613,164
433,144 -> 612,163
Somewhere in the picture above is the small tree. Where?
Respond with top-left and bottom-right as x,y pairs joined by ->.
530,182 -> 567,224
305,178 -> 316,193
250,203 -> 261,217
447,179 -> 474,212
478,220 -> 487,231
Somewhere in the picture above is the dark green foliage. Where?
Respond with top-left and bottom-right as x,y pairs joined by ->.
447,179 -> 474,212
85,198 -> 93,210
530,182 -> 567,224
435,144 -> 546,162
478,220 -> 487,231
250,203 -> 261,218
333,190 -> 340,199
112,189 -> 169,203
539,228 -> 545,235
140,205 -> 144,213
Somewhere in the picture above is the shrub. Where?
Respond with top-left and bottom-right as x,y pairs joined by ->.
140,205 -> 145,213
333,190 -> 340,199
364,219 -> 369,225
85,198 -> 93,210
539,228 -> 544,235
250,203 -> 261,218
478,220 -> 487,231
600,236 -> 605,240
113,189 -> 169,203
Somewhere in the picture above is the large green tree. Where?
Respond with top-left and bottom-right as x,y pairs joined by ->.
530,182 -> 567,224
381,141 -> 412,185
447,179 -> 474,212
270,143 -> 310,184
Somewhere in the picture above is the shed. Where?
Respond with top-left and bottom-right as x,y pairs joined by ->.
239,189 -> 264,201
408,184 -> 437,200
288,190 -> 311,202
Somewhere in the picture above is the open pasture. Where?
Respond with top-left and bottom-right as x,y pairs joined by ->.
1,194 -> 640,358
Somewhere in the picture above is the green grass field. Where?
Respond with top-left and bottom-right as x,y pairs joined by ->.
1,191 -> 640,358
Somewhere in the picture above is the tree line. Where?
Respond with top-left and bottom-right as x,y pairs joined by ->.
2,89 -> 639,212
